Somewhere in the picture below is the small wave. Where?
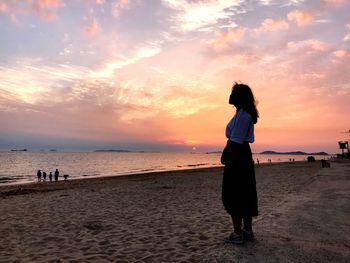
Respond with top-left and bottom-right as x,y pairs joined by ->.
0,177 -> 16,183
140,169 -> 155,172
0,175 -> 24,183
186,163 -> 209,167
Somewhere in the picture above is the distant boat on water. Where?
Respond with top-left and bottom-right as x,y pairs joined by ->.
11,149 -> 28,152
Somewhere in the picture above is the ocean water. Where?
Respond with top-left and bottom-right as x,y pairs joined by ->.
0,151 -> 329,185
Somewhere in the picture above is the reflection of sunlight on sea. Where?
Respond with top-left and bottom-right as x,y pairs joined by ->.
0,152 -> 330,185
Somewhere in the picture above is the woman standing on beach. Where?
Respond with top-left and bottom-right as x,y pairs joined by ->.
222,82 -> 259,244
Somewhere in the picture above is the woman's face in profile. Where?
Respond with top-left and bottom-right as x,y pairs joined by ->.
229,91 -> 236,105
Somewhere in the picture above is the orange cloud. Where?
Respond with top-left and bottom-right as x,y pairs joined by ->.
287,39 -> 330,51
0,2 -> 9,12
0,0 -> 64,22
306,39 -> 329,51
85,19 -> 100,37
32,0 -> 64,21
287,10 -> 314,26
208,27 -> 246,50
334,49 -> 350,58
322,0 -> 347,7
257,18 -> 289,32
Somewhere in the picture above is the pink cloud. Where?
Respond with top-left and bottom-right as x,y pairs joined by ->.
322,0 -> 347,7
287,10 -> 314,27
306,39 -> 330,51
334,49 -> 350,58
32,0 -> 64,21
96,0 -> 105,5
287,39 -> 330,51
0,2 -> 9,12
257,18 -> 289,32
208,27 -> 246,51
111,0 -> 130,17
0,0 -> 64,22
85,19 -> 100,37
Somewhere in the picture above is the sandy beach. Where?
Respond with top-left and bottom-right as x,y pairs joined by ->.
0,161 -> 349,262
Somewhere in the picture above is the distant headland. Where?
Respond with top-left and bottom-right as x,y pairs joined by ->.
259,151 -> 329,155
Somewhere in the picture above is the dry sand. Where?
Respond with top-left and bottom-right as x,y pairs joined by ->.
0,161 -> 349,262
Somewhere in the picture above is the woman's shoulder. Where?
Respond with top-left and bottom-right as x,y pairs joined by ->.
238,109 -> 252,120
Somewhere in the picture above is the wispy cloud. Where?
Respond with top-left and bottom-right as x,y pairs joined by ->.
162,0 -> 244,32
91,45 -> 162,78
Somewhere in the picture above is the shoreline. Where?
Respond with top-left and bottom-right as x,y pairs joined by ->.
0,161 -> 304,193
0,166 -> 224,197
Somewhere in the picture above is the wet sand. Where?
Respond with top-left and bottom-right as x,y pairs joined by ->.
0,161 -> 349,262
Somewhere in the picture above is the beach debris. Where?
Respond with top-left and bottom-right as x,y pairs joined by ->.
162,185 -> 174,189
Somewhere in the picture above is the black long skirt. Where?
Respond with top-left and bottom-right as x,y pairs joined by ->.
222,142 -> 258,216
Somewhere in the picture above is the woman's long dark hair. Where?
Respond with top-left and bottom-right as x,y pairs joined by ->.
230,82 -> 259,124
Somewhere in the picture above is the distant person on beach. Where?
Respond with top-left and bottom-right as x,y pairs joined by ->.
37,170 -> 42,182
43,171 -> 47,181
221,82 -> 259,244
54,169 -> 59,182
49,172 -> 53,182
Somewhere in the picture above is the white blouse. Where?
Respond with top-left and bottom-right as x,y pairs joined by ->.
226,109 -> 255,144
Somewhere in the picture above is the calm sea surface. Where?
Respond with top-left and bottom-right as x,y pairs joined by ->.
0,151 -> 329,185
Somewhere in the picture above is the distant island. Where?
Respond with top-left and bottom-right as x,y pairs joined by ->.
94,149 -> 160,153
11,149 -> 28,152
260,151 -> 328,155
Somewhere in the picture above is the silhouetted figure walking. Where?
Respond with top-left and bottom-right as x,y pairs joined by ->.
54,169 -> 59,182
43,171 -> 47,181
37,170 -> 42,182
49,172 -> 53,182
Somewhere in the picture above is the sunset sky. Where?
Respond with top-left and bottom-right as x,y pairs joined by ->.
0,0 -> 349,153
